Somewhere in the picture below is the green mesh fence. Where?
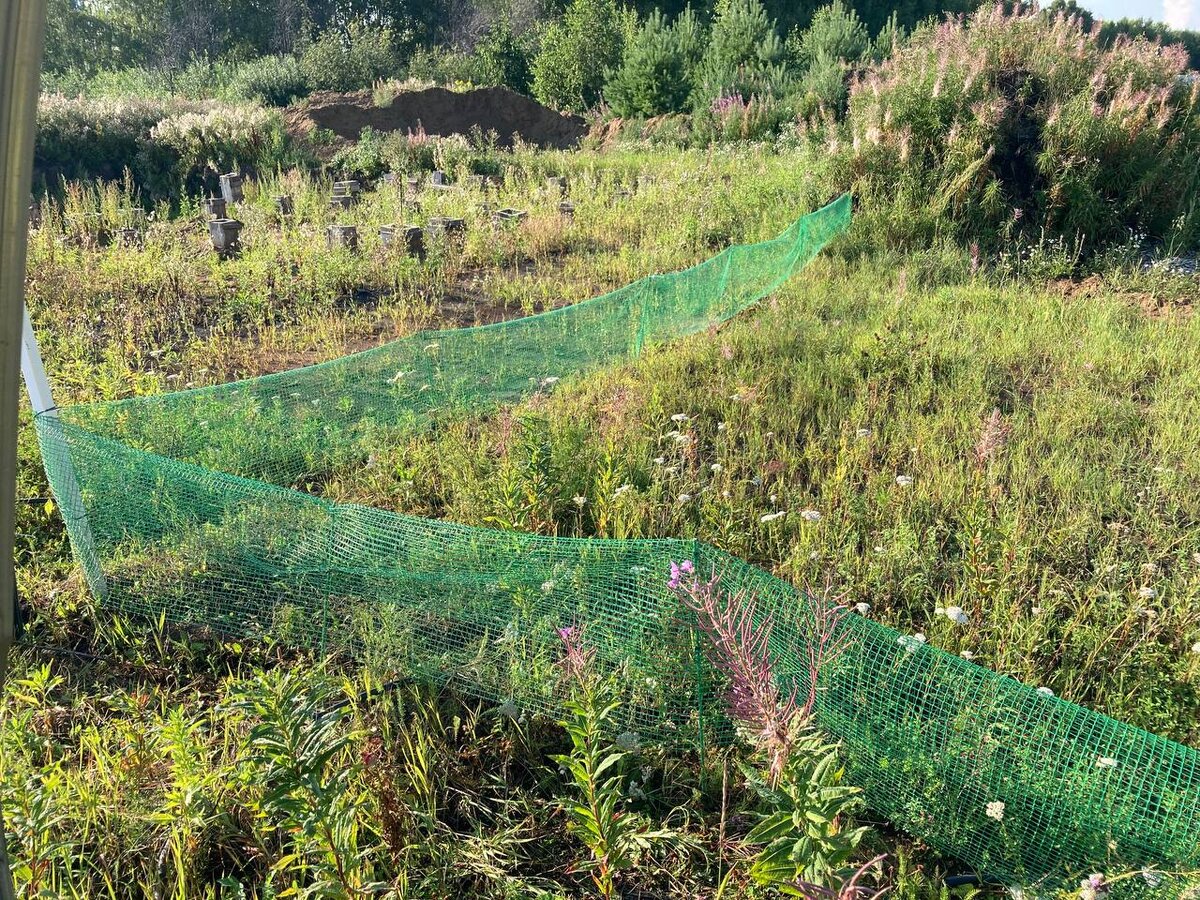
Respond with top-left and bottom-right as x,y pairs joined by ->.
31,193 -> 1200,890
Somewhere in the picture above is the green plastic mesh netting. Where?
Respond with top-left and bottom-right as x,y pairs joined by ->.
31,194 -> 1200,890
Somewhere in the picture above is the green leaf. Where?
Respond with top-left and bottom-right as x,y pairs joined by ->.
746,810 -> 794,845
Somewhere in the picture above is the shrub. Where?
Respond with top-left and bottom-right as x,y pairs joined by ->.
329,127 -> 387,179
148,104 -> 291,192
41,66 -> 173,99
228,54 -> 308,106
36,96 -> 176,185
1096,17 -> 1200,71
378,127 -> 439,175
300,23 -> 402,93
695,92 -> 794,143
531,0 -> 632,113
834,6 -> 1200,254
34,96 -> 297,202
605,10 -> 702,117
792,51 -> 851,116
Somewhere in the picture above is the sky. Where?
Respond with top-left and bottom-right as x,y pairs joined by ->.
1082,0 -> 1200,29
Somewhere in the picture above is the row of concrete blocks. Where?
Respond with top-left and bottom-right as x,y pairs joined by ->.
30,169 -> 599,241
213,170 -> 572,212
207,217 -> 470,257
206,190 -> 575,224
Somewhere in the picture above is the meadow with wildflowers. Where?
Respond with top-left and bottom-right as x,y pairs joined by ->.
7,6 -> 1200,899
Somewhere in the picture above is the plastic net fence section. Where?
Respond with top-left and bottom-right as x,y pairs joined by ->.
31,192 -> 1200,890
702,548 -> 1200,892
59,198 -> 848,489
36,413 -> 716,743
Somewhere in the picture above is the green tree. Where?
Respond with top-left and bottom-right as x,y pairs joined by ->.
532,0 -> 633,112
870,11 -> 905,62
788,0 -> 869,70
692,0 -> 787,107
299,21 -> 402,92
605,8 -> 703,116
473,16 -> 535,93
785,1 -> 875,115
42,0 -> 152,73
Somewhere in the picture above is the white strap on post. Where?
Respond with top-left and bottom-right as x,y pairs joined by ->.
20,304 -> 53,414
20,305 -> 108,600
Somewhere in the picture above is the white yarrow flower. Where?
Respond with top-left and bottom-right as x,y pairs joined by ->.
945,606 -> 969,626
541,580 -> 555,593
855,427 -> 871,438
614,484 -> 632,498
854,602 -> 870,615
801,509 -> 821,522
985,801 -> 1005,821
895,475 -> 913,487
1037,686 -> 1055,696
897,633 -> 926,653
573,495 -> 587,507
1137,586 -> 1156,599
671,413 -> 689,422
760,511 -> 786,523
615,731 -> 641,752
1096,757 -> 1118,769
960,650 -> 975,660
498,699 -> 520,719
710,463 -> 723,473
653,456 -> 666,465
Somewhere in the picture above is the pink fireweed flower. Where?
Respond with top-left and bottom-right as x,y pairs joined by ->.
668,563 -> 851,785
557,624 -> 595,686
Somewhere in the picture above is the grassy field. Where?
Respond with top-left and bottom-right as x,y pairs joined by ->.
6,145 -> 1200,898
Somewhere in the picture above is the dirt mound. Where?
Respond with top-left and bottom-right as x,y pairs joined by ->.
286,86 -> 586,150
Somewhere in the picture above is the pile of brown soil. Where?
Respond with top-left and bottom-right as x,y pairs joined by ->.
286,86 -> 587,150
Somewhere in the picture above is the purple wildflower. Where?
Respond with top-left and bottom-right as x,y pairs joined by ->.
710,93 -> 746,117
667,559 -> 696,590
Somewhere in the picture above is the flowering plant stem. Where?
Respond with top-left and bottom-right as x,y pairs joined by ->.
552,626 -> 674,898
